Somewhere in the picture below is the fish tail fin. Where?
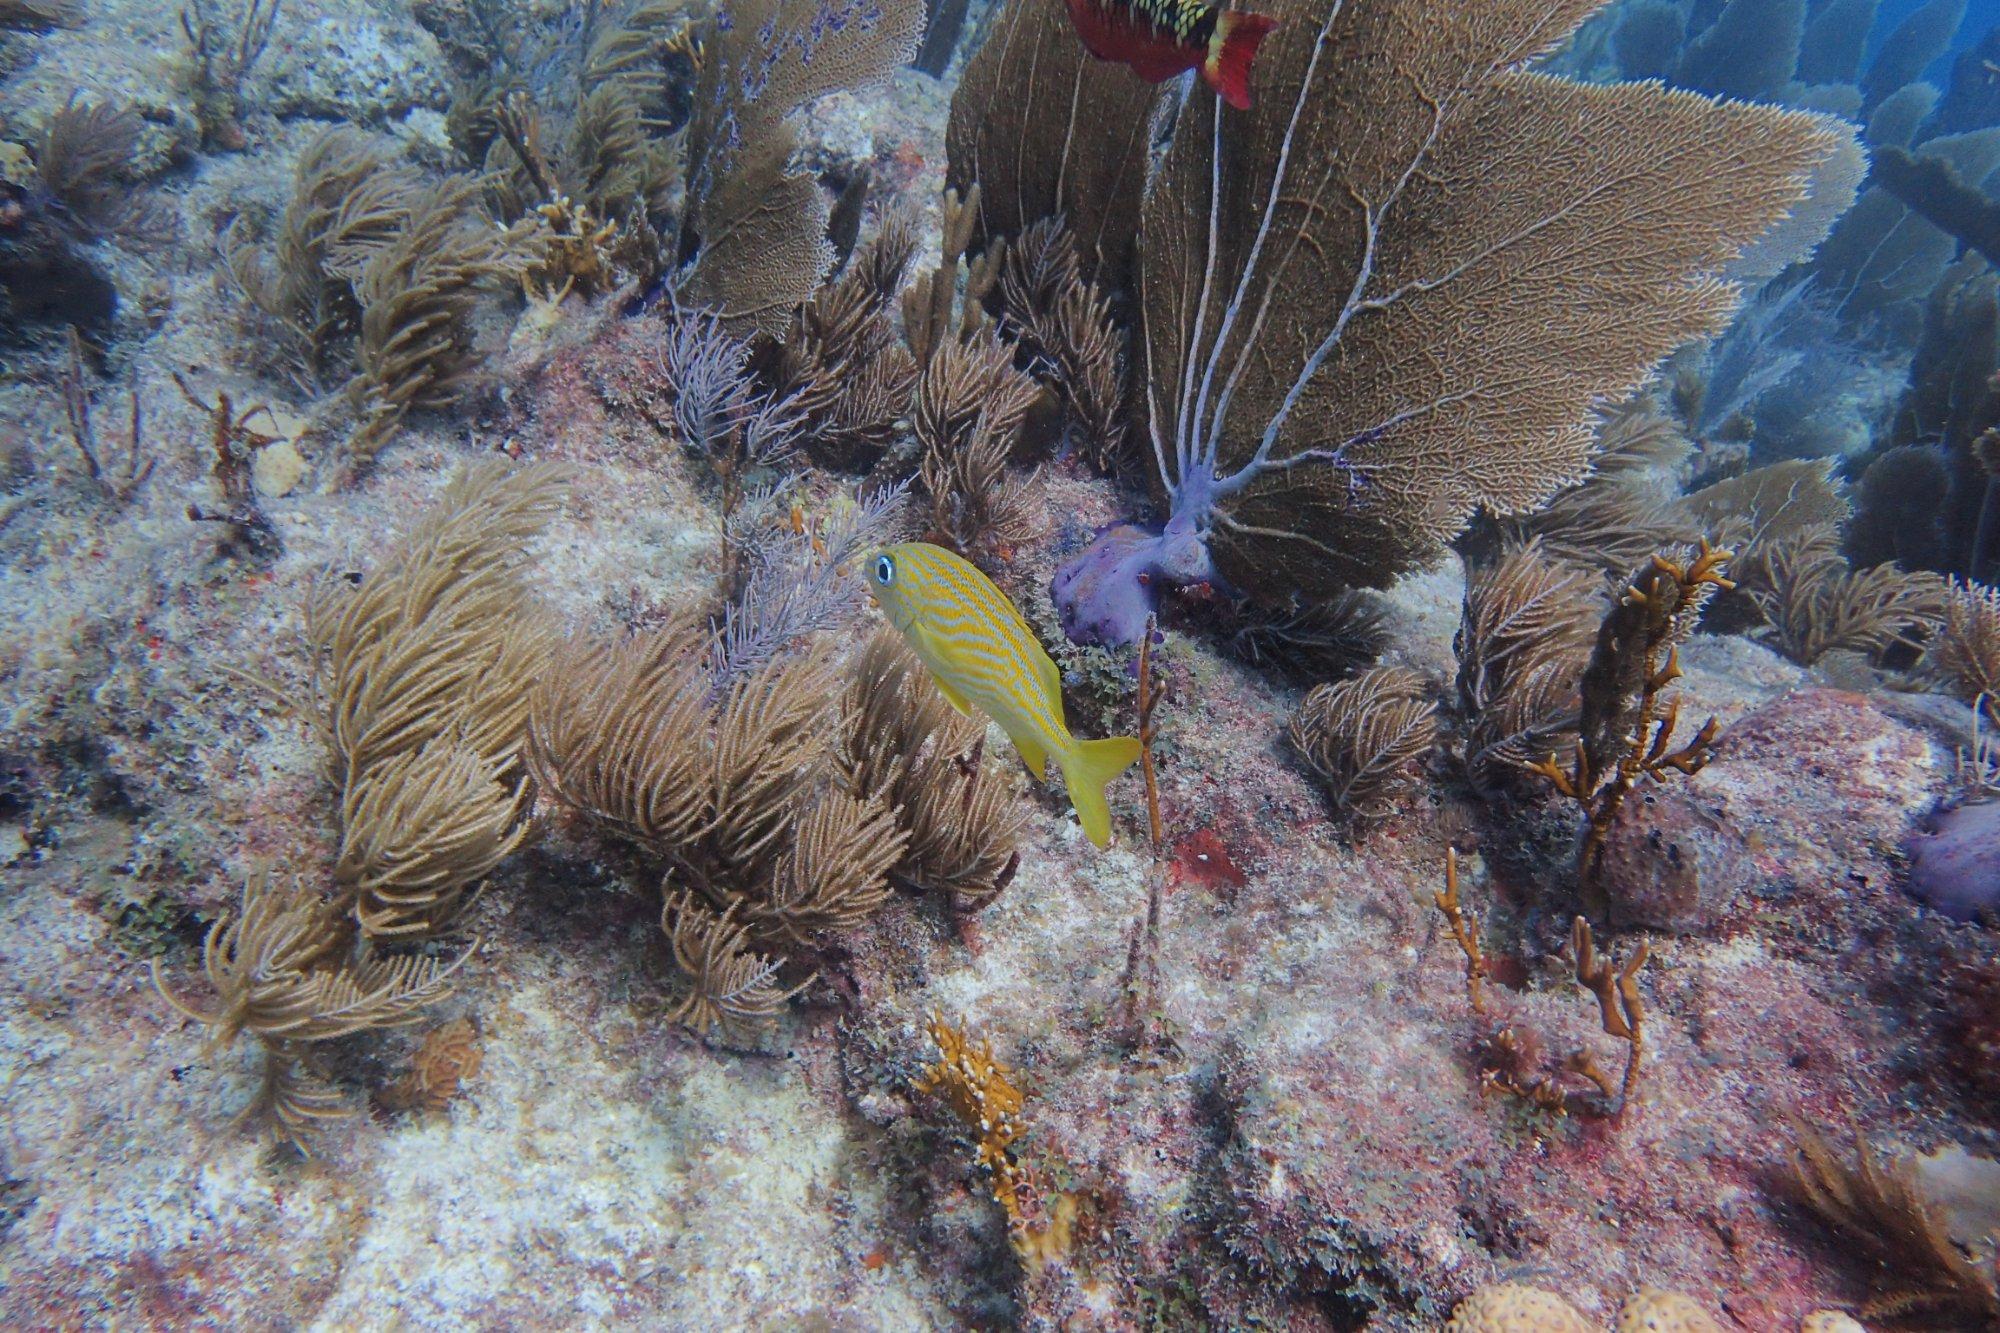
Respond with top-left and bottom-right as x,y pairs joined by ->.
1061,735 -> 1144,849
1204,11 -> 1276,111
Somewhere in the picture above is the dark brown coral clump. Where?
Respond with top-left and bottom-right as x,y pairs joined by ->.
1529,542 -> 1733,907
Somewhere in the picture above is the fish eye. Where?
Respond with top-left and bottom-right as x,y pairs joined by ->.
874,555 -> 895,585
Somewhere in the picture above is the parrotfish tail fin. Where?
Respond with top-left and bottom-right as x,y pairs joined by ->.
1061,735 -> 1144,849
1205,11 -> 1276,111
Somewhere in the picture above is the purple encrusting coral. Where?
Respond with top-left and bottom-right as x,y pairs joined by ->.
1906,799 -> 2000,922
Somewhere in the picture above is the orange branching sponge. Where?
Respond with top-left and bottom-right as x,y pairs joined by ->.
1529,540 -> 1733,905
1433,848 -> 1489,1015
1570,916 -> 1647,1117
1434,858 -> 1651,1122
914,1013 -> 1075,1270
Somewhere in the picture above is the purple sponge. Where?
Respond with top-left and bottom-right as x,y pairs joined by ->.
1906,800 -> 2000,922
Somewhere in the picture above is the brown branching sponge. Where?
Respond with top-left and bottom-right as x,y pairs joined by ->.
306,460 -> 567,937
1454,540 -> 1603,788
1928,579 -> 2000,714
944,0 -> 1157,289
840,630 -> 1026,908
223,128 -> 420,382
153,876 -> 470,1150
351,177 -> 537,464
1434,848 -> 1488,1015
177,372 -> 284,562
1530,542 -> 1732,907
59,328 -> 155,506
915,1013 -> 1077,1272
1288,665 -> 1438,823
678,0 -> 923,334
1432,856 -> 1648,1121
1790,1120 -> 2000,1324
1129,0 -> 1850,602
997,218 -> 1129,471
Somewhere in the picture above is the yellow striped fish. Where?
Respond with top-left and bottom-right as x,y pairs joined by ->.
868,542 -> 1142,849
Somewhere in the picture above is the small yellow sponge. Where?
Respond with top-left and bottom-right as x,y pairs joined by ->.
1445,1283 -> 1595,1333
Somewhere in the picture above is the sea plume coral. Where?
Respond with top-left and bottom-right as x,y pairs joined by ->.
1454,540 -> 1603,787
1288,666 -> 1438,823
351,178 -> 537,463
1042,0 -> 1852,646
154,876 -> 470,1149
528,620 -> 912,1031
1928,579 -> 2000,709
1790,1120 -> 2000,1323
306,460 -> 567,937
839,629 -> 1025,907
222,128 -> 419,381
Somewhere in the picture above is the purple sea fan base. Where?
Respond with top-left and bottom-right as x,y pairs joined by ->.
1051,515 -> 1213,648
1905,799 -> 2000,923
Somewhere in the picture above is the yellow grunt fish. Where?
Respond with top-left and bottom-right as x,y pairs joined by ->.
868,541 -> 1142,849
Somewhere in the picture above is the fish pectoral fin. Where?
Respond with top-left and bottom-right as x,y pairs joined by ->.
1012,733 -> 1050,783
933,674 -> 975,717
910,624 -> 976,715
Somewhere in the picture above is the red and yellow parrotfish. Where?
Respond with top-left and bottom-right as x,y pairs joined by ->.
1063,0 -> 1277,111
868,542 -> 1143,849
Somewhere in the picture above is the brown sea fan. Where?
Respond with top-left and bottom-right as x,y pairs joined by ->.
1136,0 -> 1853,597
678,0 -> 924,334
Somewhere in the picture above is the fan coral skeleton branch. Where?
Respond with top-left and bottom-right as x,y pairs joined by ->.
1039,0 -> 1853,648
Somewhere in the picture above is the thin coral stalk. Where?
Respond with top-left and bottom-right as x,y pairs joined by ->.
1136,616 -> 1164,849
1433,848 -> 1488,1015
